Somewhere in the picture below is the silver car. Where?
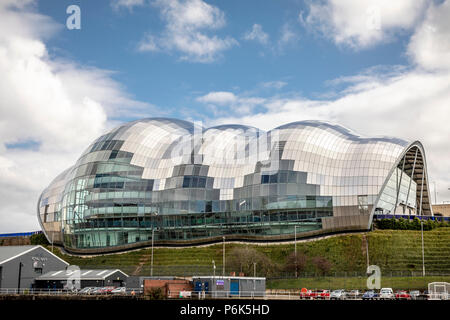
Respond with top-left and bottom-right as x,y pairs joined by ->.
330,289 -> 346,300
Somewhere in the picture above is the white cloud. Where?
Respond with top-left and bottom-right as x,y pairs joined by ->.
243,24 -> 269,45
111,0 -> 146,11
262,81 -> 288,90
210,1 -> 450,203
197,91 -> 237,105
278,22 -> 299,49
197,91 -> 266,116
301,0 -> 429,49
138,0 -> 237,62
0,1 -> 152,232
407,0 -> 450,71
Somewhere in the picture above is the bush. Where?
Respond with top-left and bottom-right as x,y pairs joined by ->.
311,256 -> 332,276
284,251 -> 308,276
227,247 -> 280,277
30,233 -> 49,245
374,217 -> 449,231
146,287 -> 165,300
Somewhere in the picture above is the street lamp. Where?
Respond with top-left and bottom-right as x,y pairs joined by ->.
151,227 -> 154,277
222,236 -> 226,276
421,218 -> 425,277
294,225 -> 297,278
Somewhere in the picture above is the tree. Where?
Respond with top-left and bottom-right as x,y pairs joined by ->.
284,251 -> 308,276
30,233 -> 49,245
227,246 -> 279,277
311,256 -> 332,276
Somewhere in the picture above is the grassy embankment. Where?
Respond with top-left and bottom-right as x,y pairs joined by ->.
47,228 -> 450,290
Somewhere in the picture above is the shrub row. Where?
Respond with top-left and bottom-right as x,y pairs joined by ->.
375,217 -> 450,231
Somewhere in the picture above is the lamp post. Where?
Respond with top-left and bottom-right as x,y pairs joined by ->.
151,228 -> 154,277
421,218 -> 425,277
212,260 -> 216,297
222,236 -> 225,276
294,225 -> 297,278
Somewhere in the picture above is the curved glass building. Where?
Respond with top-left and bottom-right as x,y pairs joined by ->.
37,118 -> 433,253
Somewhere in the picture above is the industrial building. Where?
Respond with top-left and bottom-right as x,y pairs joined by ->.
0,245 -> 69,290
37,118 -> 434,253
34,269 -> 128,290
192,276 -> 266,297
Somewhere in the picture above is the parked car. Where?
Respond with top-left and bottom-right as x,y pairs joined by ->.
362,290 -> 378,300
395,290 -> 411,300
111,287 -> 126,294
78,287 -> 97,295
418,290 -> 430,300
308,290 -> 321,300
299,288 -> 310,299
348,290 -> 360,299
409,290 -> 420,300
319,290 -> 330,300
93,286 -> 116,295
330,289 -> 346,300
379,288 -> 394,300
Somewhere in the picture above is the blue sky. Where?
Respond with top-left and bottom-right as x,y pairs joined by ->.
1,0 -> 450,232
37,0 -> 410,120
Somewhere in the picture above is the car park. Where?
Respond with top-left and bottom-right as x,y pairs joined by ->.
362,290 -> 378,300
379,288 -> 394,300
330,289 -> 346,300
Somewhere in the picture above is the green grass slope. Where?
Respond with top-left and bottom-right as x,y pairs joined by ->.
48,228 -> 450,277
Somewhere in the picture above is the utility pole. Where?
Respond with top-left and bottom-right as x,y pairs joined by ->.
421,219 -> 425,277
222,236 -> 225,276
294,226 -> 297,278
151,228 -> 154,277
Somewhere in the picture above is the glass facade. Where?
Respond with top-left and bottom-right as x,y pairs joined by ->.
37,118 -> 433,253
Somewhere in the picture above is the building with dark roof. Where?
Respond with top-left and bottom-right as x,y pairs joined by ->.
0,245 -> 68,290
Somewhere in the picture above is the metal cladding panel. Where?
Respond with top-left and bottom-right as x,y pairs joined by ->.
36,118 -> 432,252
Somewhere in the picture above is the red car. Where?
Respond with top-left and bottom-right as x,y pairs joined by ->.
395,290 -> 411,300
319,290 -> 330,300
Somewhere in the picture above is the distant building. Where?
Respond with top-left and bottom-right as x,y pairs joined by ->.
0,245 -> 69,290
34,269 -> 128,289
192,276 -> 266,297
432,204 -> 450,217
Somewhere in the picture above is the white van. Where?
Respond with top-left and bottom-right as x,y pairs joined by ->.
379,288 -> 394,300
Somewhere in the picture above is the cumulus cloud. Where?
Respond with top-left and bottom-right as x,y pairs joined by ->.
301,0 -> 429,49
197,91 -> 237,105
407,0 -> 450,71
197,91 -> 266,116
210,1 -> 450,204
0,1 -> 151,232
111,0 -> 146,11
138,0 -> 237,62
243,24 -> 269,45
